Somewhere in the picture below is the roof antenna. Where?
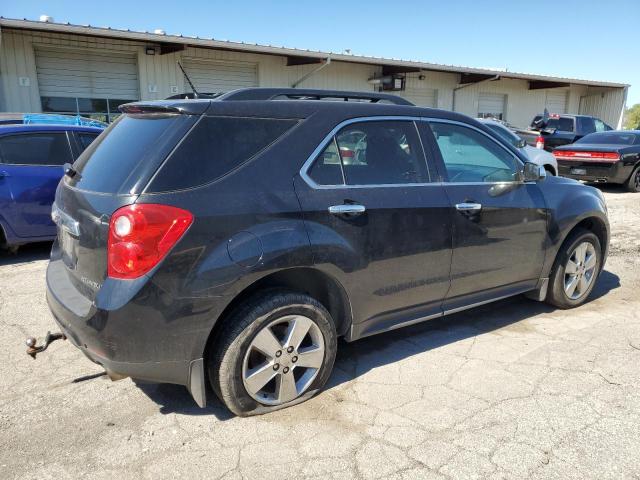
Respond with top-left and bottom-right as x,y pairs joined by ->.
177,61 -> 199,98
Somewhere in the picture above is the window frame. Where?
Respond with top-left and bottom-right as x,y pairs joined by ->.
301,116 -> 527,189
0,130 -> 74,167
301,116 -> 434,189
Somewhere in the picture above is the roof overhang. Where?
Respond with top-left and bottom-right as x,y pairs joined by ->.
0,17 -> 629,90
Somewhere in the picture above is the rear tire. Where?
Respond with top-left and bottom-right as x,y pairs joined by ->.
626,166 -> 640,193
546,229 -> 602,309
208,290 -> 337,416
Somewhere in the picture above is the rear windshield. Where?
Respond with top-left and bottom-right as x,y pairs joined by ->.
147,116 -> 298,191
531,115 -> 574,132
68,114 -> 194,193
577,132 -> 637,145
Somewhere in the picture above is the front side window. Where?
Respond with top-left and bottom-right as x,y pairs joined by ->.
429,122 -> 519,183
308,120 -> 429,186
0,132 -> 73,166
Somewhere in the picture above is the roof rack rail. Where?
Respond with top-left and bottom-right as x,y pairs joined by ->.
216,88 -> 414,106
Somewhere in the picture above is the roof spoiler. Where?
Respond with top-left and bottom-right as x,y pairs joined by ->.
215,88 -> 414,106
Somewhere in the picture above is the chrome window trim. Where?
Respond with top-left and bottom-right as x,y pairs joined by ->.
300,116 -> 526,190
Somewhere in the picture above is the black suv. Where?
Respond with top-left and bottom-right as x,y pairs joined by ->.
44,88 -> 609,416
527,113 -> 613,151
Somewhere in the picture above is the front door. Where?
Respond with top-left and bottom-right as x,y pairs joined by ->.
0,131 -> 74,238
294,118 -> 452,337
424,120 -> 548,311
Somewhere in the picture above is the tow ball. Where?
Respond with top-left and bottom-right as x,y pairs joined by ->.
25,332 -> 66,359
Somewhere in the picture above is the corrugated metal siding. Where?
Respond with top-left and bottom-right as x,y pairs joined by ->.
579,87 -> 626,127
478,92 -> 506,118
545,90 -> 568,114
0,27 -> 627,128
182,57 -> 258,93
397,74 -> 437,107
35,47 -> 138,99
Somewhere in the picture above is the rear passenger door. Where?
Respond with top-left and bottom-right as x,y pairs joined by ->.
423,120 -> 548,311
294,118 -> 453,337
0,132 -> 74,238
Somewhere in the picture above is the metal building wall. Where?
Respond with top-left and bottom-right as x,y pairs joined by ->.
0,27 -> 627,129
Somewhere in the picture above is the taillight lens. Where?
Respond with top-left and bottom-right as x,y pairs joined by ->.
552,150 -> 620,162
535,136 -> 545,149
108,204 -> 193,279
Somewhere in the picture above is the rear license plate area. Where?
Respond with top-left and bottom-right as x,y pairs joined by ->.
60,229 -> 78,269
571,167 -> 587,175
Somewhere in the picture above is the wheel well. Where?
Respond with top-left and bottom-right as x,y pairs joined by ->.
204,268 -> 352,355
544,164 -> 556,176
570,217 -> 608,256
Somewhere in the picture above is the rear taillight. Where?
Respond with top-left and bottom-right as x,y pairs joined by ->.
536,136 -> 545,149
552,150 -> 620,162
108,204 -> 193,279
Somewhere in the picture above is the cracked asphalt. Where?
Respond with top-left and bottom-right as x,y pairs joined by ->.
1,186 -> 639,480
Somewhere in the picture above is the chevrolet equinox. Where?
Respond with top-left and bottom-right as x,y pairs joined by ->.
44,88 -> 610,416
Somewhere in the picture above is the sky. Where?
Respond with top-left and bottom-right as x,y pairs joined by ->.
2,0 -> 639,106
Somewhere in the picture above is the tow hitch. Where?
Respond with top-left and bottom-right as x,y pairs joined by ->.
25,332 -> 66,359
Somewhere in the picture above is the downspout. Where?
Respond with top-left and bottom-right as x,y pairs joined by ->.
291,56 -> 331,88
617,86 -> 628,129
452,74 -> 500,112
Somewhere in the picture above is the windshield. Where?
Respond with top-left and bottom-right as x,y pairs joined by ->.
485,123 -> 522,148
577,132 -> 637,145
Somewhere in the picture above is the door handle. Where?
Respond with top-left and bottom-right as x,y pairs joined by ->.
455,202 -> 482,211
0,171 -> 9,178
328,204 -> 366,216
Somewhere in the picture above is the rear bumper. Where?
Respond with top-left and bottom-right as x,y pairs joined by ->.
45,255 -> 216,406
558,160 -> 631,184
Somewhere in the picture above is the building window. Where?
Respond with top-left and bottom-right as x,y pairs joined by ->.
41,97 -> 133,123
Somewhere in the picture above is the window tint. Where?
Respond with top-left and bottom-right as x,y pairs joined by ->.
309,121 -> 429,186
430,122 -> 518,183
149,116 -> 298,191
307,139 -> 344,185
0,132 -> 73,166
70,114 -> 189,193
77,132 -> 99,152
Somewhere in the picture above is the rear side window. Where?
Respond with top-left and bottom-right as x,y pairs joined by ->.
308,120 -> 429,186
69,114 -> 191,193
149,116 -> 298,191
77,132 -> 100,152
0,132 -> 73,166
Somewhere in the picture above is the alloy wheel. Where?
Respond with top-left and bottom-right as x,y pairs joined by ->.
563,241 -> 597,300
242,315 -> 325,405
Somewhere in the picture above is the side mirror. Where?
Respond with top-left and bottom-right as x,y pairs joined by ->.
523,162 -> 546,182
516,138 -> 527,149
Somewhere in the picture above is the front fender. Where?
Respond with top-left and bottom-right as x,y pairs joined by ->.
539,177 -> 609,278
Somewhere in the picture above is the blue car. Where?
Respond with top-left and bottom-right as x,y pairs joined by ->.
0,124 -> 103,250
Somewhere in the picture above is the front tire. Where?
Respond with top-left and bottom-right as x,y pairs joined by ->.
546,229 -> 602,309
209,290 -> 337,416
626,166 -> 640,193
